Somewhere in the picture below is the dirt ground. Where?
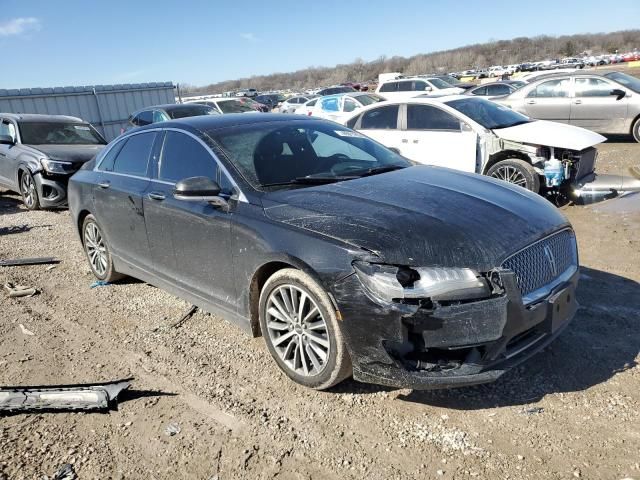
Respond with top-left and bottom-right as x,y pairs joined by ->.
0,139 -> 639,480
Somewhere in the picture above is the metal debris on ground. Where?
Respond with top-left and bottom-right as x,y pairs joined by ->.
0,378 -> 132,412
520,406 -> 544,415
0,257 -> 60,267
165,423 -> 181,436
18,324 -> 35,336
51,463 -> 78,480
170,305 -> 198,328
90,280 -> 111,288
4,282 -> 37,298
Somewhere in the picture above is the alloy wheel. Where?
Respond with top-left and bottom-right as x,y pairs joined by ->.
21,173 -> 36,208
265,284 -> 330,377
84,222 -> 108,276
491,165 -> 527,187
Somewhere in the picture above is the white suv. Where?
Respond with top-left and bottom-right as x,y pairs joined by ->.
375,77 -> 463,101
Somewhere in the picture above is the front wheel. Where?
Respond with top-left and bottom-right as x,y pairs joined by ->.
486,159 -> 541,193
20,171 -> 40,210
259,268 -> 352,390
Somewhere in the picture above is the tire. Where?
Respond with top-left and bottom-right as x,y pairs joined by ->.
259,268 -> 352,390
19,170 -> 40,210
486,159 -> 541,193
81,214 -> 124,282
632,118 -> 640,143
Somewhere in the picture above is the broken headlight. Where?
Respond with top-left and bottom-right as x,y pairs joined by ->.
40,158 -> 73,174
353,262 -> 490,303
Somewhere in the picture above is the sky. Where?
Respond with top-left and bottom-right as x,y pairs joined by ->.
1,0 -> 639,89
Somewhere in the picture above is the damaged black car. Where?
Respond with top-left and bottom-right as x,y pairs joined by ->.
68,114 -> 579,390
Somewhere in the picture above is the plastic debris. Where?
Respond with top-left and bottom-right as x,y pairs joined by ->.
52,463 -> 78,480
90,280 -> 111,288
19,324 -> 35,336
165,423 -> 181,436
0,257 -> 60,267
4,282 -> 37,298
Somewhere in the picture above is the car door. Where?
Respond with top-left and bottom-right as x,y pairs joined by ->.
143,129 -> 235,309
401,104 -> 477,171
570,77 -> 629,133
352,104 -> 404,152
522,78 -> 572,122
92,130 -> 156,267
0,118 -> 21,188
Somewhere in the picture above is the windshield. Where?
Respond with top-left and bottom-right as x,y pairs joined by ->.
445,98 -> 531,130
168,105 -> 218,119
19,122 -> 106,145
604,72 -> 640,93
219,100 -> 254,113
356,94 -> 386,106
209,121 -> 410,190
428,78 -> 454,89
436,75 -> 461,86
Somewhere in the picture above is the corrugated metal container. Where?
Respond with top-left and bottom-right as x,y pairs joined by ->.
0,82 -> 176,141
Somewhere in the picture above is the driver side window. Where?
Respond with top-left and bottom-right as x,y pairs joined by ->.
159,131 -> 218,183
1,121 -> 16,140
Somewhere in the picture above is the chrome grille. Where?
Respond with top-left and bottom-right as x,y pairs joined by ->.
502,230 -> 577,297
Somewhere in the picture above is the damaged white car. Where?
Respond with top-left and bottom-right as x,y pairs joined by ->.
344,96 -> 610,199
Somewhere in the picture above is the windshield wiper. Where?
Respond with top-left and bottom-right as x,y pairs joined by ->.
351,164 -> 407,177
261,175 -> 357,188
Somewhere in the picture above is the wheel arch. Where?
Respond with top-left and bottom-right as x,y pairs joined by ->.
248,257 -> 334,338
483,149 -> 533,175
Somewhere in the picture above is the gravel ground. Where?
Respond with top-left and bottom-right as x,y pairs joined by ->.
0,139 -> 639,480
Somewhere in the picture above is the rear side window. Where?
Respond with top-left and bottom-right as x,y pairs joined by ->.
472,86 -> 487,96
321,97 -> 339,112
111,132 -> 156,176
407,105 -> 460,130
98,138 -> 127,171
574,78 -> 615,97
360,105 -> 399,129
412,81 -> 430,92
397,81 -> 413,92
528,79 -> 570,98
159,131 -> 217,183
379,82 -> 398,93
137,110 -> 154,126
486,84 -> 511,96
343,98 -> 358,113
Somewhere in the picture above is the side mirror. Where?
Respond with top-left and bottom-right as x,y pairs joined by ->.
610,89 -> 626,100
173,176 -> 228,210
424,86 -> 432,92
0,135 -> 15,145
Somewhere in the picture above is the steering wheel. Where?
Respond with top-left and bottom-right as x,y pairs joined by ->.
330,157 -> 365,175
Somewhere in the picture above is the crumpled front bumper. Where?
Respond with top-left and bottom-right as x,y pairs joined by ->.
33,172 -> 69,207
331,268 -> 579,390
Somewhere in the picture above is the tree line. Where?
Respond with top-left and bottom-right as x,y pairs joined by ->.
182,30 -> 640,95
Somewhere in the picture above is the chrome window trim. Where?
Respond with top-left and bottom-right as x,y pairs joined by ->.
95,128 -> 163,172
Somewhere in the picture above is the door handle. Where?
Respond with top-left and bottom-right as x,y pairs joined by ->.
147,192 -> 166,201
574,99 -> 582,104
401,139 -> 408,143
97,181 -> 110,189
526,100 -> 536,105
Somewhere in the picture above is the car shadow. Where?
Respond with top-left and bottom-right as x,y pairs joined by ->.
0,192 -> 24,215
336,267 -> 639,408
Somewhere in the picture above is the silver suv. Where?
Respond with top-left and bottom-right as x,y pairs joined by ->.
0,114 -> 106,209
498,71 -> 640,142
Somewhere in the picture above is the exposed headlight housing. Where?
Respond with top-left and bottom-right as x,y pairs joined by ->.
353,262 -> 490,303
40,158 -> 73,174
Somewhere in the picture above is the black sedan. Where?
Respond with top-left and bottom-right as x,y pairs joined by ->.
68,114 -> 579,390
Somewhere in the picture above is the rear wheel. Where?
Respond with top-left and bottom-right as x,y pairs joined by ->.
632,118 -> 640,143
82,215 -> 124,282
259,268 -> 352,390
20,171 -> 40,210
487,159 -> 541,193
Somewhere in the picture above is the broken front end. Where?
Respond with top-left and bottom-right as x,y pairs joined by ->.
332,229 -> 579,389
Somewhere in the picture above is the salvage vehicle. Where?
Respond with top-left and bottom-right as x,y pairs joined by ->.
344,96 -> 604,197
69,113 -> 580,390
316,85 -> 357,96
466,82 -> 521,98
126,103 -> 219,132
498,71 -> 640,142
188,98 -> 256,114
0,114 -> 106,209
294,97 -> 320,116
278,95 -> 318,114
309,92 -> 385,123
254,94 -> 286,111
376,77 -> 464,101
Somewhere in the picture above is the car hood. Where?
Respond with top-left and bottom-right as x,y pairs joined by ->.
262,166 -> 569,270
493,120 -> 606,151
29,144 -> 106,165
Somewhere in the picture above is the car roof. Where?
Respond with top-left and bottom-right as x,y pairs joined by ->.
0,113 -> 84,123
130,112 -> 317,135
